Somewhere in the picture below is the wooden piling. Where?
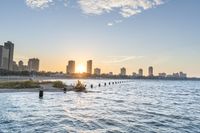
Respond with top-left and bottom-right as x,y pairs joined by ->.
64,87 -> 67,93
39,90 -> 43,98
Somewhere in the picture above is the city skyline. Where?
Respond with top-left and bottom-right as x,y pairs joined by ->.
0,0 -> 200,77
0,41 -> 192,77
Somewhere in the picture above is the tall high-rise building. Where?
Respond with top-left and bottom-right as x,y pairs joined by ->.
94,68 -> 101,75
87,60 -> 92,74
0,45 -> 9,70
4,41 -> 14,71
138,68 -> 143,76
148,66 -> 154,77
120,67 -> 126,76
28,58 -> 40,72
66,60 -> 75,74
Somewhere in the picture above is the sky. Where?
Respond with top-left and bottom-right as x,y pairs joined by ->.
0,0 -> 200,77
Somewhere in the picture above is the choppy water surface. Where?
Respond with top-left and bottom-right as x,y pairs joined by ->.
0,80 -> 200,133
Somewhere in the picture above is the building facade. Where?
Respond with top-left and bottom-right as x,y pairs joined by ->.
0,41 -> 14,70
66,60 -> 75,74
28,58 -> 40,72
120,67 -> 126,76
0,46 -> 9,70
4,41 -> 14,71
18,60 -> 24,71
148,66 -> 154,77
94,68 -> 101,75
87,60 -> 92,74
138,68 -> 143,77
13,61 -> 18,71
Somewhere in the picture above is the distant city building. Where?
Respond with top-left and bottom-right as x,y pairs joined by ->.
0,45 -> 9,70
28,58 -> 40,72
169,72 -> 187,78
173,72 -> 179,78
132,72 -> 137,77
66,60 -> 75,74
109,72 -> 113,76
94,68 -> 101,75
179,72 -> 187,78
159,73 -> 166,77
148,66 -> 154,77
120,67 -> 126,76
138,68 -> 143,77
4,41 -> 14,71
12,61 -> 18,71
24,65 -> 29,71
87,60 -> 93,74
18,60 -> 24,71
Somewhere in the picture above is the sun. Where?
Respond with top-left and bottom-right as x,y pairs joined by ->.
77,64 -> 85,73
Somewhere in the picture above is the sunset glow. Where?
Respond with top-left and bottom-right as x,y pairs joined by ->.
77,64 -> 85,73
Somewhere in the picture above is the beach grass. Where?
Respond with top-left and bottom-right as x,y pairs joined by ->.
52,81 -> 66,88
0,80 -> 40,89
0,80 -> 67,89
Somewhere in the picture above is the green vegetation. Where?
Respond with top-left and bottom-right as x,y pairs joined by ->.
52,81 -> 66,88
0,81 -> 40,89
0,80 -> 66,89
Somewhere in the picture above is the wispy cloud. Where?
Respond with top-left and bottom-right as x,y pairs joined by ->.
103,56 -> 143,64
107,22 -> 113,26
107,19 -> 123,26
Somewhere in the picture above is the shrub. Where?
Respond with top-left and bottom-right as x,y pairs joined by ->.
52,81 -> 66,88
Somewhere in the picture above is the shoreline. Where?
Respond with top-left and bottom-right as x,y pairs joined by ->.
0,88 -> 63,93
0,83 -> 64,93
0,76 -> 200,82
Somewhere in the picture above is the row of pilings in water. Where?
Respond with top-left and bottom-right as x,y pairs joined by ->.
39,80 -> 132,98
89,80 -> 132,88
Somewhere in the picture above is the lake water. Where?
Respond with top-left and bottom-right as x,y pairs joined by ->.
0,79 -> 200,133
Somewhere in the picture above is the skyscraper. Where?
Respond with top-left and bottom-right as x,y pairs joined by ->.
4,41 -> 14,71
28,58 -> 40,72
0,45 -> 9,70
138,68 -> 143,77
66,60 -> 75,74
120,67 -> 126,76
87,60 -> 92,74
94,68 -> 101,76
148,66 -> 154,77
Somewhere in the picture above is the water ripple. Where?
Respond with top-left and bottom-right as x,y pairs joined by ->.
0,80 -> 200,132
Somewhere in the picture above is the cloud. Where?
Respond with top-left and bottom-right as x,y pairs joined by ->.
107,22 -> 113,26
25,0 -> 164,18
26,0 -> 53,9
78,0 -> 164,18
103,56 -> 143,64
25,0 -> 69,9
